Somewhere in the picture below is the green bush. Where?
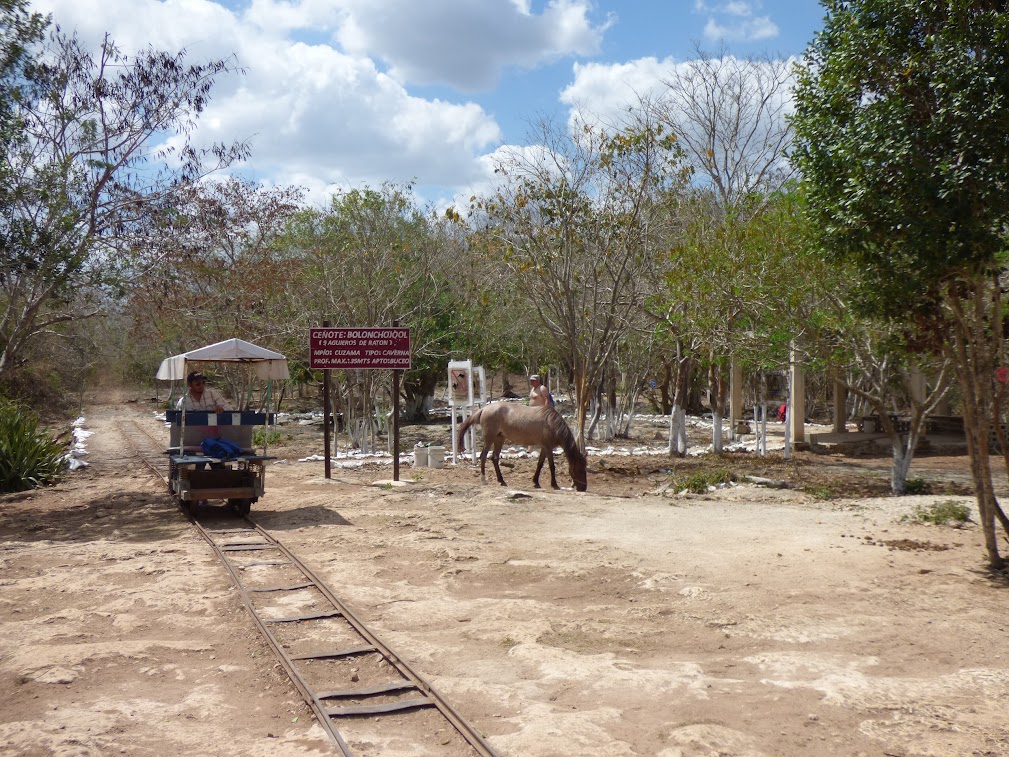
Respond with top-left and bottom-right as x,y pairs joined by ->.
903,478 -> 930,495
673,467 -> 734,494
907,500 -> 972,526
0,400 -> 68,493
252,428 -> 286,447
804,483 -> 836,500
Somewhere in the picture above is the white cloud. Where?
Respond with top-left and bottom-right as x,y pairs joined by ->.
723,1 -> 756,17
560,57 -> 678,130
704,16 -> 779,42
332,0 -> 609,92
693,0 -> 779,43
694,0 -> 759,16
561,54 -> 797,125
28,0 -> 516,201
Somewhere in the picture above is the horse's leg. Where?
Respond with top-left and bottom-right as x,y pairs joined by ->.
478,444 -> 489,484
547,449 -> 559,489
533,450 -> 546,489
491,438 -> 507,486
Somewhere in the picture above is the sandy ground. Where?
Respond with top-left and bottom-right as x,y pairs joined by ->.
2,398 -> 1009,757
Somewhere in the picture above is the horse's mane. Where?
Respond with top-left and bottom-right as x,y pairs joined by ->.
545,407 -> 584,462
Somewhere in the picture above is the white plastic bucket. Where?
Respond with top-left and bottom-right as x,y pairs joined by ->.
428,446 -> 445,468
414,447 -> 429,467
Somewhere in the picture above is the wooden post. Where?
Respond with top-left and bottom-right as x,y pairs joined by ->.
392,320 -> 401,482
323,320 -> 332,480
833,378 -> 847,433
393,368 -> 401,481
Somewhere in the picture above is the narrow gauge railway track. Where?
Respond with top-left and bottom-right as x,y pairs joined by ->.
117,419 -> 501,757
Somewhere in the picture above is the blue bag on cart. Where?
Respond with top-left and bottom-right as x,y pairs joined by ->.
201,437 -> 243,460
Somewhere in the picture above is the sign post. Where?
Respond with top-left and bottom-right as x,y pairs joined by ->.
310,327 -> 411,480
321,321 -> 332,479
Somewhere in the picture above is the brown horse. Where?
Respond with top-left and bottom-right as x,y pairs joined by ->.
457,403 -> 588,491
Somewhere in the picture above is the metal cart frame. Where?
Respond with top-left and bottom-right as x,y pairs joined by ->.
156,339 -> 290,515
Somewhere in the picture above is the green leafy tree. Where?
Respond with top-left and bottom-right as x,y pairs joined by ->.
648,48 -> 799,450
792,0 -> 1009,566
441,206 -> 534,395
648,186 -> 818,453
810,297 -> 953,492
0,0 -> 45,131
282,184 -> 456,427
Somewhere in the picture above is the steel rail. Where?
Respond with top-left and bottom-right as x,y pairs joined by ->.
116,418 -> 501,757
232,520 -> 501,757
190,519 -> 355,756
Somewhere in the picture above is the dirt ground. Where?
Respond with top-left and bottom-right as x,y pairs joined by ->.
3,396 -> 1009,757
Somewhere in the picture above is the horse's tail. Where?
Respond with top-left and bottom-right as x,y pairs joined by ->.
457,407 -> 483,450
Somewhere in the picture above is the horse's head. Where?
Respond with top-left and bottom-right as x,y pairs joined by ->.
569,452 -> 588,492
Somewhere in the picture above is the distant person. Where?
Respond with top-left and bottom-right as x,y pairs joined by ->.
777,403 -> 787,423
178,371 -> 232,412
529,374 -> 553,408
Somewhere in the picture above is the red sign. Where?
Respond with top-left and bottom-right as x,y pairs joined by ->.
310,327 -> 411,370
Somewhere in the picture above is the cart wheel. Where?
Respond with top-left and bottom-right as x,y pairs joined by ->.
229,498 -> 252,516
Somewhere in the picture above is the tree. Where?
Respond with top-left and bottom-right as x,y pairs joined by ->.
792,1 -> 1009,567
811,300 -> 953,493
653,43 -> 796,219
0,0 -> 45,130
473,117 -> 689,450
0,26 -> 247,385
124,177 -> 304,404
649,46 -> 799,450
281,184 -> 455,428
646,186 -> 817,454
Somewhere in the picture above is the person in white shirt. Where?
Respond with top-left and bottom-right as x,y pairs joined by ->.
177,371 -> 232,412
177,372 -> 233,477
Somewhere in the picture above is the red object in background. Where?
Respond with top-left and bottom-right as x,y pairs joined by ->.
998,367 -> 1009,384
777,403 -> 787,422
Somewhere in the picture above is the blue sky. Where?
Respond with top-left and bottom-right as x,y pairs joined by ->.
27,0 -> 826,207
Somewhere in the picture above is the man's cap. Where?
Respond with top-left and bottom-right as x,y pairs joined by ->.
186,371 -> 207,383
529,374 -> 540,381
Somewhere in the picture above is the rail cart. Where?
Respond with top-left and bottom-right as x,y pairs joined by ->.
156,339 -> 289,515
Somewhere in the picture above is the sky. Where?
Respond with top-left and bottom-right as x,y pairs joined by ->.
27,0 -> 827,208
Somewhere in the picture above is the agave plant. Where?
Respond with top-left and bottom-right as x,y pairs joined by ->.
0,400 -> 69,493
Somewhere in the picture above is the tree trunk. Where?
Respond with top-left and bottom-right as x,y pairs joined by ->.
586,395 -> 601,441
668,357 -> 692,457
890,441 -> 912,494
574,369 -> 589,455
402,370 -> 439,422
944,278 -> 1004,568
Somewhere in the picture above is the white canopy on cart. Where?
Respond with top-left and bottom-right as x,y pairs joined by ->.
156,338 -> 290,381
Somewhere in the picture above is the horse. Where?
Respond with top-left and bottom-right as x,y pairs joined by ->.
457,402 -> 588,492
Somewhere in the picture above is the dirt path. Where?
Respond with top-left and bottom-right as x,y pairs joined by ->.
3,401 -> 1009,756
